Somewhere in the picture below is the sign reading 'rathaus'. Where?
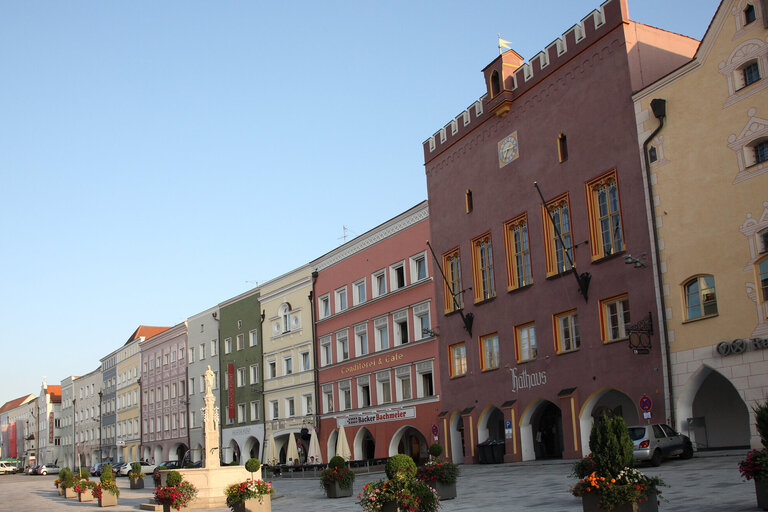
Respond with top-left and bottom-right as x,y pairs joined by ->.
510,368 -> 547,393
336,407 -> 416,428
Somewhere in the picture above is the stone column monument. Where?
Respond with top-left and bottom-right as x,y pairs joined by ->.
202,365 -> 220,469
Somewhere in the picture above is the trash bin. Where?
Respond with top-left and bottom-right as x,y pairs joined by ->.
477,440 -> 493,464
490,440 -> 505,464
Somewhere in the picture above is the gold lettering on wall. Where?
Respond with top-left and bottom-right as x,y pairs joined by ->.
339,351 -> 405,375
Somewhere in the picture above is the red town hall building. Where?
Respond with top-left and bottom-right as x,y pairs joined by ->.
422,0 -> 698,463
313,202 -> 441,463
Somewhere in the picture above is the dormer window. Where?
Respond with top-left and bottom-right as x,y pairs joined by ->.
745,4 -> 756,24
490,70 -> 501,97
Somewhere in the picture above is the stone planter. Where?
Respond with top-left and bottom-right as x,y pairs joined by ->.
231,495 -> 272,512
161,505 -> 190,512
57,486 -> 63,496
380,502 -> 398,512
64,487 -> 77,498
581,493 -> 659,512
756,479 -> 768,510
130,477 -> 145,489
325,481 -> 353,498
431,480 -> 457,500
78,491 -> 93,502
99,492 -> 118,507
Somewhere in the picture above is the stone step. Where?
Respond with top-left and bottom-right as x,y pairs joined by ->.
139,502 -> 162,511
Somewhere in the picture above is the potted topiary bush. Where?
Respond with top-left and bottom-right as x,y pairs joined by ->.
129,461 -> 145,489
428,443 -> 443,460
739,400 -> 768,509
321,455 -> 355,498
225,459 -> 273,512
358,454 -> 439,512
92,464 -> 120,507
416,455 -> 460,500
571,415 -> 666,511
154,470 -> 199,512
60,467 -> 77,498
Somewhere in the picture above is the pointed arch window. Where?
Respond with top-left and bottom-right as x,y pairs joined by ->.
490,70 -> 501,97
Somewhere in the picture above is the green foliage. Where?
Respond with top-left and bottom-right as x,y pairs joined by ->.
754,401 -> 768,449
166,470 -> 182,486
328,455 -> 346,470
245,458 -> 261,475
428,443 -> 443,458
589,414 -> 632,478
59,467 -> 71,481
358,475 -> 440,512
79,466 -> 89,479
100,464 -> 114,483
225,480 -> 273,510
416,459 -> 460,484
129,462 -> 145,478
385,454 -> 416,480
320,465 -> 355,491
61,467 -> 76,489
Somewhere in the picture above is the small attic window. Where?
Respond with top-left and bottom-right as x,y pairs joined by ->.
557,133 -> 568,163
745,4 -> 756,25
465,189 -> 473,213
491,70 -> 501,97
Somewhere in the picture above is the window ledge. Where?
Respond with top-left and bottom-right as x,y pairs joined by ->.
682,313 -> 718,325
507,283 -> 533,294
473,296 -> 497,306
481,367 -> 500,373
590,250 -> 626,265
545,269 -> 573,280
556,348 -> 580,356
444,308 -> 464,317
736,79 -> 762,93
516,358 -> 536,365
603,337 -> 628,345
449,374 -> 467,380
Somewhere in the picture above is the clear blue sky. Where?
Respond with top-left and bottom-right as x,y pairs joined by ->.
0,0 -> 719,404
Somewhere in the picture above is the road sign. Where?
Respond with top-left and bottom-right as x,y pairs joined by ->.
639,395 -> 653,412
431,424 -> 439,436
504,420 -> 512,429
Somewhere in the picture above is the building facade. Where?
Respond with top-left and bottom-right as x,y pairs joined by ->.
0,395 -> 35,462
633,0 -> 768,449
73,368 -> 102,468
218,289 -> 264,465
261,265 -> 315,464
59,376 -> 78,469
100,352 -> 117,463
422,0 -> 698,462
187,306 -> 221,464
36,381 -> 62,466
140,322 -> 189,464
314,201 -> 440,463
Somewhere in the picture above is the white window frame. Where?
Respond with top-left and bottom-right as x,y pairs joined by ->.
390,261 -> 406,291
353,279 -> 367,306
372,269 -> 387,297
355,323 -> 369,357
285,397 -> 296,417
409,251 -> 428,283
268,359 -> 277,379
335,286 -> 348,313
413,302 -> 431,340
300,351 -> 311,371
283,355 -> 293,375
320,336 -> 332,366
376,371 -> 392,404
250,400 -> 260,421
393,309 -> 409,346
250,363 -> 259,384
357,375 -> 371,408
337,329 -> 349,361
319,294 -> 331,319
211,340 -> 217,356
415,360 -> 434,398
339,380 -> 352,411
374,316 -> 389,351
237,367 -> 246,387
271,400 -> 279,420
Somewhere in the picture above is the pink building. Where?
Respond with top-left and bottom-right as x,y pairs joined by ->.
140,322 -> 190,464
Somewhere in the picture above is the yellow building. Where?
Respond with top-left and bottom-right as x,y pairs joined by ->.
633,0 -> 768,449
260,265 -> 317,464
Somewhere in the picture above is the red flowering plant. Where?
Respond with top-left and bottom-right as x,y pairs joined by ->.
416,459 -> 460,485
320,456 -> 355,491
73,478 -> 95,494
224,479 -> 273,510
154,471 -> 198,510
358,456 -> 440,512
740,401 -> 768,482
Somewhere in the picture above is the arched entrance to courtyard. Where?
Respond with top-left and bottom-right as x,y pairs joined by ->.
353,427 -> 376,460
520,399 -> 563,461
448,410 -> 465,464
389,425 -> 428,465
579,387 -> 638,457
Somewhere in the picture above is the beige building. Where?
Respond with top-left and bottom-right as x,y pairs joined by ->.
634,0 -> 768,449
73,368 -> 102,468
260,265 -> 317,464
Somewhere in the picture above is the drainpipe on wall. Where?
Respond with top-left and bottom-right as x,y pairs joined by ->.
642,98 -> 675,429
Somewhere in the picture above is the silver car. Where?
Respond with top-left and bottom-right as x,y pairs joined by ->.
628,423 -> 693,466
38,464 -> 60,475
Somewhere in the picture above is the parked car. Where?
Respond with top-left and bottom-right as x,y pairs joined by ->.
153,460 -> 181,475
118,461 -> 156,476
628,423 -> 694,466
38,464 -> 60,476
110,462 -> 127,476
27,465 -> 40,475
0,462 -> 17,474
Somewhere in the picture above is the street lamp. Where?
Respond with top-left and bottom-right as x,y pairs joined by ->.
98,391 -> 103,464
73,398 -> 77,471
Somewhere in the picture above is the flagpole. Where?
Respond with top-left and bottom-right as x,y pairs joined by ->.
498,33 -> 502,55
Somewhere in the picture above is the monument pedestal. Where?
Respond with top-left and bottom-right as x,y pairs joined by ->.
172,466 -> 257,509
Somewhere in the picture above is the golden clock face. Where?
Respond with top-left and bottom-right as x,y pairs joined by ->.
498,132 -> 519,167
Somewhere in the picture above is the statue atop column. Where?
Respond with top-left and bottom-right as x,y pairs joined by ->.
202,365 -> 220,468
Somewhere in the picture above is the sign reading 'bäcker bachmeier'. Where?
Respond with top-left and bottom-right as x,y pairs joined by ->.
336,407 -> 416,428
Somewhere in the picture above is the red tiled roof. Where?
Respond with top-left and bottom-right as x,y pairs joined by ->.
46,385 -> 62,403
0,394 -> 35,414
125,325 -> 171,345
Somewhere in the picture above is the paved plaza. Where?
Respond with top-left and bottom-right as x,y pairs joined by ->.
0,452 -> 757,511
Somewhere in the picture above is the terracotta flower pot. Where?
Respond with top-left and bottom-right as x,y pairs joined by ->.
64,487 -> 77,498
325,480 -> 352,498
161,504 -> 189,512
57,487 -> 63,496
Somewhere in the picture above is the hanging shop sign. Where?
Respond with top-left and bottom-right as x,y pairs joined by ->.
227,364 -> 235,419
48,412 -> 54,444
716,337 -> 768,357
336,407 -> 416,428
510,368 -> 547,393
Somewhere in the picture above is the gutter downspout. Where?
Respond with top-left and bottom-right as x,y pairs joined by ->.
642,98 -> 675,429
309,271 -> 320,448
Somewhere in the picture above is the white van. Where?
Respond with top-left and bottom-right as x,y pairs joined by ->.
0,462 -> 17,474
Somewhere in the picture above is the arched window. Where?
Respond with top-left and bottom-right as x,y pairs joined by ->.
278,303 -> 292,333
684,275 -> 718,320
490,70 -> 501,97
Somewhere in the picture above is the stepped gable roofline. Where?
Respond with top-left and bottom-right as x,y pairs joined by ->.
423,0 -> 626,163
311,200 -> 429,272
0,394 -> 35,413
124,325 -> 172,345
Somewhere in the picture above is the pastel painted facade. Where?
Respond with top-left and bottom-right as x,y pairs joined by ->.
218,289 -> 264,465
100,351 -> 117,462
73,368 -> 102,468
59,376 -> 77,469
422,0 -> 698,463
0,394 -> 35,462
633,0 -> 768,449
314,201 -> 441,464
140,322 -> 189,464
18,400 -> 38,468
187,306 -> 221,464
36,381 -> 62,466
260,264 -> 315,464
115,334 -> 142,463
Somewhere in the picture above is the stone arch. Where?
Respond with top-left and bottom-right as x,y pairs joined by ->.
353,427 -> 376,460
191,443 -> 203,463
388,425 -> 428,464
520,399 -> 564,461
170,442 -> 188,464
448,410 -> 465,464
153,445 -> 163,465
244,436 -> 260,463
677,364 -> 751,449
326,430 -> 338,461
477,405 -> 505,444
142,446 -> 152,462
224,439 -> 240,465
579,387 -> 638,457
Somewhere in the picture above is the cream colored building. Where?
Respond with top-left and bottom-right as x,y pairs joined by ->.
634,0 -> 768,449
260,264 -> 317,464
115,337 -> 142,463
73,368 -> 102,468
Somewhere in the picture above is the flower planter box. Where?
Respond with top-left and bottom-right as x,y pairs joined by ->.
581,493 -> 658,512
380,502 -> 398,512
64,487 -> 77,498
162,505 -> 190,512
325,481 -> 353,498
78,492 -> 93,502
57,487 -> 63,496
99,492 -> 118,507
231,495 -> 272,512
130,477 -> 145,489
756,479 -> 768,510
432,481 -> 457,500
